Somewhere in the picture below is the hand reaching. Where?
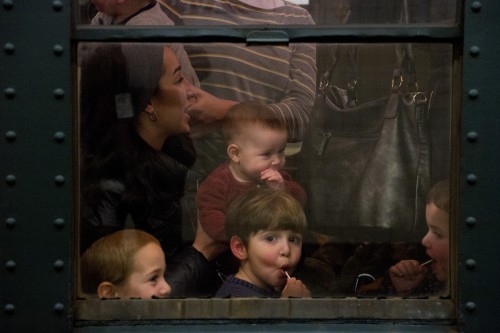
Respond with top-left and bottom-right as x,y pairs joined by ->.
187,87 -> 237,138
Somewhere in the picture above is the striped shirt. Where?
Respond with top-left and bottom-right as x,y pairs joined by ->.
159,0 -> 317,178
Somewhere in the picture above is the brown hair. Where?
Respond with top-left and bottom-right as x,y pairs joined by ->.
80,229 -> 160,295
225,187 -> 307,244
426,179 -> 450,213
221,101 -> 286,143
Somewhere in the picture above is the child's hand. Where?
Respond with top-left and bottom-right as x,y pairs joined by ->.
281,277 -> 311,298
389,259 -> 427,293
260,169 -> 284,190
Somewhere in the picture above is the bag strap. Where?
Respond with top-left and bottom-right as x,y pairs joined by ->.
393,0 -> 419,95
320,1 -> 421,106
319,10 -> 358,108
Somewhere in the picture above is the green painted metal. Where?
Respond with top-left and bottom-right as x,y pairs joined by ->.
459,0 -> 500,331
0,1 -> 73,332
2,0 -> 500,332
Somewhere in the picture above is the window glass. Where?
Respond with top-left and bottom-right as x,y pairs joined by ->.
76,0 -> 459,26
77,40 -> 453,306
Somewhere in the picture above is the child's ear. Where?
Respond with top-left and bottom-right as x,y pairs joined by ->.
97,282 -> 118,299
230,236 -> 248,260
227,144 -> 240,163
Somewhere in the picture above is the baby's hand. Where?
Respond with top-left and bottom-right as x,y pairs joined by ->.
281,277 -> 311,298
260,169 -> 284,190
389,259 -> 427,293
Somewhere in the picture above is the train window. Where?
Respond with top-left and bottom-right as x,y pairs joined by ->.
74,0 -> 458,325
75,0 -> 459,26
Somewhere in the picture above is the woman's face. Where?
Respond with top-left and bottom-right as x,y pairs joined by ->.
150,47 -> 195,136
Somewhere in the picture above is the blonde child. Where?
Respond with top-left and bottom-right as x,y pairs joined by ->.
81,229 -> 171,299
216,187 -> 311,298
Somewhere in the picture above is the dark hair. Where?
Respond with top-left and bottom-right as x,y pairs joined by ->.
225,188 -> 307,244
221,101 -> 286,143
426,179 -> 450,213
79,44 -> 194,253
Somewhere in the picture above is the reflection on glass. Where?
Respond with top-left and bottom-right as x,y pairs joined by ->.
76,0 -> 458,26
78,41 -> 452,300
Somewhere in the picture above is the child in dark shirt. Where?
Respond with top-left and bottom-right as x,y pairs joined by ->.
215,187 -> 310,298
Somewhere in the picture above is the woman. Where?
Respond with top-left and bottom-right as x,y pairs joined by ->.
79,43 -> 196,260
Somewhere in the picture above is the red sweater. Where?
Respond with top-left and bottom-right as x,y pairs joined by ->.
195,162 -> 307,243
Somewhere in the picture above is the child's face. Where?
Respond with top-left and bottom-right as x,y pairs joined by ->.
115,242 -> 171,299
241,229 -> 302,290
421,202 -> 450,282
150,47 -> 195,136
231,125 -> 287,182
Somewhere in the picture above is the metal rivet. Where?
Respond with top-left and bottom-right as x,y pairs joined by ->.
471,1 -> 482,12
465,301 -> 476,312
466,131 -> 478,143
5,130 -> 17,142
465,259 -> 477,270
5,174 -> 16,186
466,174 -> 477,185
6,217 -> 16,228
54,218 -> 65,229
469,45 -> 480,57
5,260 -> 16,271
4,304 -> 15,315
54,260 -> 64,271
466,216 -> 477,227
54,175 -> 65,186
53,88 -> 65,100
52,0 -> 63,12
4,42 -> 15,54
468,89 -> 479,99
53,44 -> 64,56
54,302 -> 64,314
54,131 -> 65,143
4,87 -> 16,99
2,0 -> 13,10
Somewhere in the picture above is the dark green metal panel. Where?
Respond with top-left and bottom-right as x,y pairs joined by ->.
0,0 -> 73,332
460,0 -> 500,332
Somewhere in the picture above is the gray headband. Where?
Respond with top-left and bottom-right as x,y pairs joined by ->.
115,44 -> 164,119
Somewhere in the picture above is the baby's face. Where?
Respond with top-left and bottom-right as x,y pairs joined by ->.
231,125 -> 287,182
115,242 -> 171,299
421,203 -> 450,282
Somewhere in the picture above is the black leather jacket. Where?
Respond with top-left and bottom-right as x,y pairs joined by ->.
80,134 -> 194,259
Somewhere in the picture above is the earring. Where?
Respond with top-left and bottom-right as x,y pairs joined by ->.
148,110 -> 158,122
